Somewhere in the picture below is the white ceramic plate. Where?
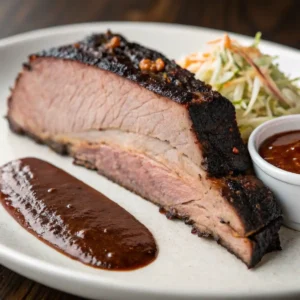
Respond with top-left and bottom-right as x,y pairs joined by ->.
0,22 -> 299,300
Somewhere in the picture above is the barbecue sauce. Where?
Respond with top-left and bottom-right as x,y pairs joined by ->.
0,158 -> 157,270
259,130 -> 300,174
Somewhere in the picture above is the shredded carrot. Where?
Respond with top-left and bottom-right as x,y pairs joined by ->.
223,34 -> 232,49
207,38 -> 222,44
188,57 -> 204,63
223,81 -> 234,88
182,57 -> 205,68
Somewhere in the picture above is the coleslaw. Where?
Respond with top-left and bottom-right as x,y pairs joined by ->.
178,33 -> 300,140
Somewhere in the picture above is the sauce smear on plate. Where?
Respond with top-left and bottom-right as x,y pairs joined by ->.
0,158 -> 157,270
259,130 -> 300,174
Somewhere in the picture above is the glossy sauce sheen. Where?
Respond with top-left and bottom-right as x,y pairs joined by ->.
259,130 -> 300,174
0,158 -> 157,270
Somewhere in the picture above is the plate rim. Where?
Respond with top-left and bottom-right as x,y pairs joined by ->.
0,21 -> 299,299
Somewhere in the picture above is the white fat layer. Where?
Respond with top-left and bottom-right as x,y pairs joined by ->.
57,129 -> 206,180
54,129 -> 247,238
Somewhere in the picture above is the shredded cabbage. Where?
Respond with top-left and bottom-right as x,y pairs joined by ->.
178,32 -> 300,140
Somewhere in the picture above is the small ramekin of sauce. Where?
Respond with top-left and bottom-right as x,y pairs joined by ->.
259,131 -> 300,174
248,115 -> 300,231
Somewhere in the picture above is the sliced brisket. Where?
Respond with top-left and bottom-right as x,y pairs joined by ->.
7,31 -> 282,268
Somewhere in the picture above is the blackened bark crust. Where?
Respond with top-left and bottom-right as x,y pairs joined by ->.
222,176 -> 282,235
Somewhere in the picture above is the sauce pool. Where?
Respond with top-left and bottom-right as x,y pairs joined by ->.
0,158 -> 157,270
259,130 -> 300,174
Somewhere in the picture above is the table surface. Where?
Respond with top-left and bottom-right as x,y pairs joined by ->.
1,0 -> 299,299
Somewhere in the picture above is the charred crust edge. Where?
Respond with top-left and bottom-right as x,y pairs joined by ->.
249,217 -> 282,268
222,176 -> 282,235
188,97 -> 250,177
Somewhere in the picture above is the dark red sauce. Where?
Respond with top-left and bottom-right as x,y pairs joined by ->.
0,158 -> 157,270
259,130 -> 300,174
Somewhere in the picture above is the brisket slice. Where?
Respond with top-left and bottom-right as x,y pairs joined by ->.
7,31 -> 282,267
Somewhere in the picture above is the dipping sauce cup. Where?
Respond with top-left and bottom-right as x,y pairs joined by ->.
248,115 -> 300,231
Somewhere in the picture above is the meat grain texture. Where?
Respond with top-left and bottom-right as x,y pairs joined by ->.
7,31 -> 282,268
